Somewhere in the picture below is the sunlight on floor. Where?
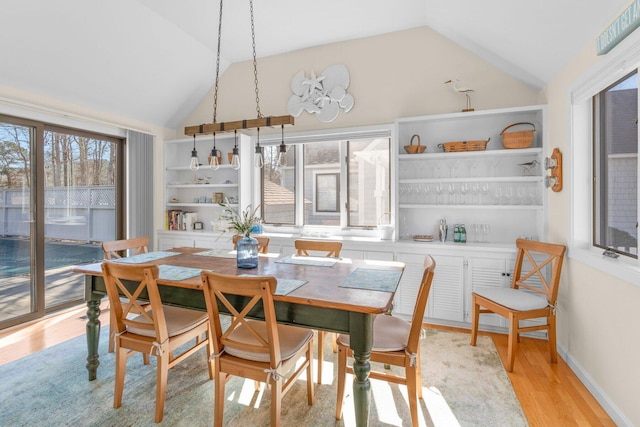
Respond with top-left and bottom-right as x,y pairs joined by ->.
340,376 -> 461,427
216,358 -> 461,426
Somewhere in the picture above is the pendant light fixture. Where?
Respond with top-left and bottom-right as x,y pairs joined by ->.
231,130 -> 240,170
189,135 -> 199,171
183,0 -> 294,165
277,124 -> 287,168
254,127 -> 264,168
208,132 -> 220,170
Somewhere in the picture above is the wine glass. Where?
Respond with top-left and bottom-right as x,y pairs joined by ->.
516,186 -> 525,205
460,183 -> 469,205
406,184 -> 414,204
481,182 -> 490,204
482,224 -> 491,243
420,183 -> 430,204
447,183 -> 457,204
472,224 -> 481,243
471,183 -> 480,204
435,182 -> 443,204
503,184 -> 513,205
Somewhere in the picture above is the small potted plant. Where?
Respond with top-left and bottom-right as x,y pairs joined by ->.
219,203 -> 261,268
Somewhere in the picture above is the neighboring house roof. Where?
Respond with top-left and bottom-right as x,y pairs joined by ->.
263,180 -> 311,205
263,180 -> 295,206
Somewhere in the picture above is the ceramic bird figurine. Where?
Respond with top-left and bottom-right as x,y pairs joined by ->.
445,79 -> 474,112
518,159 -> 538,175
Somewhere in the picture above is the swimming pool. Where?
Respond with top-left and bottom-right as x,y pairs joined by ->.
0,237 -> 103,278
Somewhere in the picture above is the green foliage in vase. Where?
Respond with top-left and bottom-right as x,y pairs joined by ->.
218,203 -> 261,236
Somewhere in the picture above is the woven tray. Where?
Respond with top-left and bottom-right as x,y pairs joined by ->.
438,138 -> 490,152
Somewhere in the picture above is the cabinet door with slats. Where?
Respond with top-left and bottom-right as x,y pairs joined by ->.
468,256 -> 510,327
394,252 -> 427,317
429,255 -> 464,322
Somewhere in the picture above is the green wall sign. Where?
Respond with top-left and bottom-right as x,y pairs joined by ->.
597,0 -> 640,55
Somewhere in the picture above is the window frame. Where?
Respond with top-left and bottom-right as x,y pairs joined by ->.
570,30 -> 640,287
255,124 -> 394,237
591,71 -> 638,259
314,171 -> 340,213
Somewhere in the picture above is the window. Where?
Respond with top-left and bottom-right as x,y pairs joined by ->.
261,144 -> 296,225
570,35 -> 640,284
315,173 -> 339,213
593,71 -> 638,258
304,141 -> 340,225
260,129 -> 391,231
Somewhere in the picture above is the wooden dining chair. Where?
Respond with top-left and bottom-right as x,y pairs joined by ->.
232,234 -> 270,254
101,236 -> 149,259
335,255 -> 435,427
200,271 -> 314,427
101,261 -> 213,423
470,239 -> 566,372
101,236 -> 151,353
294,239 -> 342,258
294,239 -> 342,384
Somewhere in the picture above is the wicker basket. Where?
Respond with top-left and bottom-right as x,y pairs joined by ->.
438,138 -> 490,152
500,122 -> 535,149
404,134 -> 426,154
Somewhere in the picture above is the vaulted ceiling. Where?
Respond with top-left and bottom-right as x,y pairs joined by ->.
0,0 -> 630,129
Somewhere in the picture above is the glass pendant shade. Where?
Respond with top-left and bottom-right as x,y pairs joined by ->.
277,142 -> 287,167
209,148 -> 220,170
254,144 -> 264,168
190,152 -> 200,171
231,146 -> 240,170
190,135 -> 199,171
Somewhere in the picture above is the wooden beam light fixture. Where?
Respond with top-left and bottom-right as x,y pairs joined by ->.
184,0 -> 294,153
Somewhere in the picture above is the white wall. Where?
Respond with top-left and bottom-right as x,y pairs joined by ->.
0,83 -> 172,244
181,26 -> 540,136
545,11 -> 640,426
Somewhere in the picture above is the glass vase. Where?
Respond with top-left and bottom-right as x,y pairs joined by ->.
236,234 -> 258,269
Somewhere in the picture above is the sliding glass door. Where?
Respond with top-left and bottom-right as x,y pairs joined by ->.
0,119 -> 37,323
0,116 -> 123,328
43,126 -> 118,308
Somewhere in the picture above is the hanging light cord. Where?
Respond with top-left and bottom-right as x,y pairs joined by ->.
212,0 -> 224,124
212,0 -> 263,123
249,0 -> 262,119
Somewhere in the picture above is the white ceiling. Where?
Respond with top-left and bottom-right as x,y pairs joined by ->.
0,0 -> 630,129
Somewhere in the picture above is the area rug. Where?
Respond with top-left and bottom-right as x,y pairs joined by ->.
0,326 -> 527,426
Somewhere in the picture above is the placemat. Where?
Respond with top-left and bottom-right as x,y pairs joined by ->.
158,265 -> 203,281
112,251 -> 179,264
238,274 -> 308,296
193,249 -> 236,259
275,254 -> 338,267
339,268 -> 403,293
274,278 -> 308,295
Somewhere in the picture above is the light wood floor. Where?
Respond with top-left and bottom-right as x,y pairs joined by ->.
0,306 -> 615,426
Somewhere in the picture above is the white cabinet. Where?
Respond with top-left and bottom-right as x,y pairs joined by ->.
395,105 -> 546,244
465,256 -> 515,327
157,231 -> 234,251
394,252 -> 464,323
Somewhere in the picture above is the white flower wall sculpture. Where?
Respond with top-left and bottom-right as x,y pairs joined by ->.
287,64 -> 354,123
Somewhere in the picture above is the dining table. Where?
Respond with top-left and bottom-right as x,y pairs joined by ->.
73,246 -> 405,427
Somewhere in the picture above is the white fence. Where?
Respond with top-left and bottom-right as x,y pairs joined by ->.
0,186 -> 115,242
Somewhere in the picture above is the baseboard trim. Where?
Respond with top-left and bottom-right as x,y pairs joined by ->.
557,344 -> 632,427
